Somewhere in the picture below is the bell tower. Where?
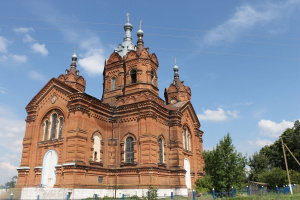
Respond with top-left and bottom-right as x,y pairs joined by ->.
102,15 -> 159,103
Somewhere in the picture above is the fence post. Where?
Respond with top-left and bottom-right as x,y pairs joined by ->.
193,190 -> 195,200
247,186 -> 249,196
148,190 -> 150,200
212,188 -> 215,200
10,193 -> 13,200
5,184 -> 7,192
95,194 -> 98,200
37,193 -> 40,200
122,194 -> 124,200
276,186 -> 279,196
171,192 -> 173,200
67,193 -> 70,200
232,187 -> 234,198
262,186 -> 264,196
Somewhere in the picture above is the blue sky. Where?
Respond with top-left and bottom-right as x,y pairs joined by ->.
0,0 -> 299,185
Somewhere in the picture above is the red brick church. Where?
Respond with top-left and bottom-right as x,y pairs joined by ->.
16,15 -> 205,197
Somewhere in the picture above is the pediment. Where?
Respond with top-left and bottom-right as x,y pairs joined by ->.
26,78 -> 78,109
140,48 -> 150,58
107,52 -> 122,64
179,101 -> 200,127
150,53 -> 158,65
125,50 -> 138,61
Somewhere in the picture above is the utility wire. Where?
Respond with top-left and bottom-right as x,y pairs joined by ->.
1,16 -> 300,41
1,24 -> 300,47
6,37 -> 300,61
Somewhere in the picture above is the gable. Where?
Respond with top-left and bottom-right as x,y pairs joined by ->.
179,101 -> 200,127
26,78 -> 79,109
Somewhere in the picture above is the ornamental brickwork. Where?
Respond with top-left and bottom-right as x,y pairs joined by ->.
16,17 -> 205,190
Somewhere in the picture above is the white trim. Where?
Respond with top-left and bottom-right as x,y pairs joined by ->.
17,167 -> 30,170
62,163 -> 76,166
34,167 -> 43,169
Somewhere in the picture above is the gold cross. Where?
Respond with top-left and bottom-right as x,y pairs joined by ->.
127,13 -> 130,22
139,20 -> 143,29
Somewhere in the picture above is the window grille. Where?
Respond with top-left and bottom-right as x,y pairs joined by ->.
112,77 -> 116,90
125,137 -> 134,163
98,176 -> 103,183
44,121 -> 49,141
159,138 -> 163,164
58,117 -> 63,139
50,113 -> 57,140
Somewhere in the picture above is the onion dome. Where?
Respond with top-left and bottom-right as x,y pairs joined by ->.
117,13 -> 135,57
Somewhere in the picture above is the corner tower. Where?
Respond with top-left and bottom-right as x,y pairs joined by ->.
164,59 -> 191,104
102,15 -> 159,103
57,48 -> 86,92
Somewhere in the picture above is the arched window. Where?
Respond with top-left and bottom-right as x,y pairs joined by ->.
182,130 -> 186,149
58,117 -> 63,139
130,69 -> 137,83
183,126 -> 191,151
151,70 -> 155,84
125,136 -> 134,163
159,138 -> 164,164
112,77 -> 116,90
50,113 -> 57,140
93,134 -> 101,162
43,120 -> 49,141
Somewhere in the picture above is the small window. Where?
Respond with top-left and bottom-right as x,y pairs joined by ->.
93,134 -> 101,162
125,137 -> 134,163
159,138 -> 164,164
112,77 -> 116,90
130,69 -> 137,83
151,70 -> 155,83
44,120 -> 49,141
58,117 -> 63,139
50,113 -> 57,140
98,176 -> 103,183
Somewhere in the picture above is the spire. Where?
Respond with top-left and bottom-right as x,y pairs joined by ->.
71,47 -> 77,68
136,20 -> 144,55
173,58 -> 179,78
117,13 -> 135,57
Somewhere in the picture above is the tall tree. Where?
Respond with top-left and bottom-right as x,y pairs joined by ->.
199,133 -> 247,192
260,120 -> 300,173
248,151 -> 272,181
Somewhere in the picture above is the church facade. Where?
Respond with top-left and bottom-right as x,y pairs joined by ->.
16,16 -> 205,195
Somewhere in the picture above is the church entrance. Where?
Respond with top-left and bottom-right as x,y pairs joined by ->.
184,158 -> 191,189
41,150 -> 57,188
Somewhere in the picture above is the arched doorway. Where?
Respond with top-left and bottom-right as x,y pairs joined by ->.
184,158 -> 191,189
41,150 -> 58,187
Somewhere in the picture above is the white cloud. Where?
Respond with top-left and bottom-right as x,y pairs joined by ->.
78,49 -> 105,76
0,36 -> 8,53
9,54 -> 27,62
258,119 -> 294,138
31,43 -> 48,56
14,27 -> 34,34
197,107 -> 239,122
28,71 -> 46,82
0,162 -> 17,175
0,55 -> 8,61
203,1 -> 300,46
23,34 -> 35,43
0,86 -> 6,94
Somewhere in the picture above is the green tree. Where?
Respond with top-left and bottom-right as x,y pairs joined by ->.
260,120 -> 300,173
197,133 -> 247,192
248,151 -> 272,181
